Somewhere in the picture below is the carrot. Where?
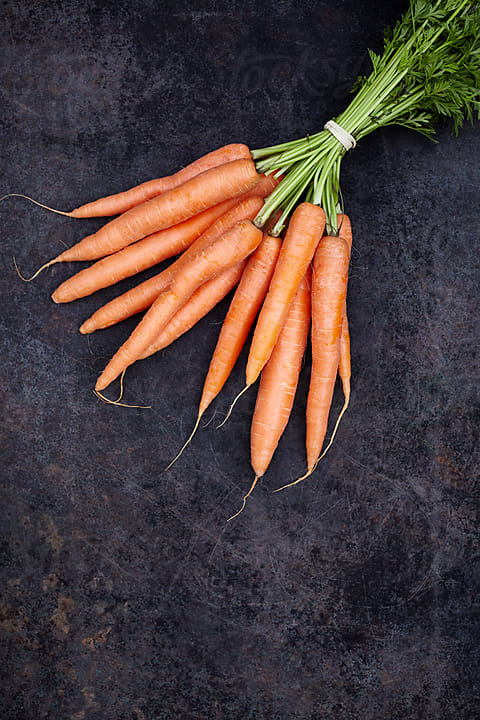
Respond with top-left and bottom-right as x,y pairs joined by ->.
53,199 -> 238,304
139,262 -> 246,359
338,314 -> 351,406
301,235 -> 350,479
40,159 -> 259,270
199,234 -> 282,416
251,268 -> 311,478
70,144 -> 252,218
53,191 -> 264,305
246,202 -> 325,387
275,215 -> 353,494
95,220 -> 263,391
78,192 -> 271,333
228,268 -> 312,519
56,175 -> 276,306
337,213 -> 352,252
165,233 -> 282,469
337,213 -> 352,405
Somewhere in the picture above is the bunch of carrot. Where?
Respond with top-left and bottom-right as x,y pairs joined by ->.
14,142 -> 353,513
8,0 -> 478,516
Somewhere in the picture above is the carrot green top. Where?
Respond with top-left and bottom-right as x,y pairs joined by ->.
252,0 -> 480,236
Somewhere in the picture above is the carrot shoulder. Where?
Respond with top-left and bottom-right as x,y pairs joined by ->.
246,202 -> 325,386
250,268 -> 311,479
95,220 -> 263,391
70,143 -> 252,218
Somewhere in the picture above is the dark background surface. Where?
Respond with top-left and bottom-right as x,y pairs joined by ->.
1,1 -> 479,718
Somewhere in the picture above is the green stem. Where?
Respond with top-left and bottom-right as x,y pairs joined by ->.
252,0 -> 479,234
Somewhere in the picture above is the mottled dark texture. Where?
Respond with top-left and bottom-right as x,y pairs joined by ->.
1,1 -> 479,718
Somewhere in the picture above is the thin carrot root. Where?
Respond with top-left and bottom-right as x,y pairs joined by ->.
164,412 -> 203,471
115,370 -> 126,402
316,395 -> 350,461
93,387 -> 151,409
227,475 -> 259,522
216,384 -> 251,429
0,193 -> 75,217
273,466 -> 315,493
13,256 -> 57,282
274,395 -> 350,493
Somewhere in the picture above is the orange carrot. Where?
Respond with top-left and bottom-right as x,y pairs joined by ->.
44,159 -> 259,268
250,268 -> 311,479
199,233 -> 282,417
139,262 -> 246,358
79,194 -> 268,333
304,235 -> 349,475
337,213 -> 352,405
274,214 -> 353,494
338,313 -> 351,406
95,220 -> 263,391
165,233 -> 282,470
53,191 -> 263,305
53,199 -> 239,304
56,175 -> 276,306
70,144 -> 252,218
337,213 -> 352,253
246,202 -> 325,386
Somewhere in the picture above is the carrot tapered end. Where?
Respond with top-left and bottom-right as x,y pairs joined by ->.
95,370 -> 114,392
79,319 -> 95,334
51,287 -> 66,303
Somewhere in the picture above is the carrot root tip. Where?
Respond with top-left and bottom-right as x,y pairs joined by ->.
316,396 -> 350,462
116,370 -> 127,403
93,382 -> 150,409
273,467 -> 314,493
0,193 -> 75,217
216,384 -> 251,429
13,256 -> 57,282
164,413 -> 203,471
227,475 -> 260,522
79,319 -> 94,334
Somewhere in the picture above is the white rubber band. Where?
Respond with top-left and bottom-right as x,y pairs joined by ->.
324,120 -> 356,151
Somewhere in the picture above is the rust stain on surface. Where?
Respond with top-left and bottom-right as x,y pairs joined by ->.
81,627 -> 111,651
57,660 -> 77,680
51,596 -> 74,634
438,453 -> 466,488
40,515 -> 64,552
42,572 -> 59,591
